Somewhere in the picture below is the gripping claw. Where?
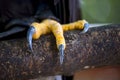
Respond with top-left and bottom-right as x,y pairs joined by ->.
58,44 -> 65,64
81,23 -> 89,33
27,26 -> 36,51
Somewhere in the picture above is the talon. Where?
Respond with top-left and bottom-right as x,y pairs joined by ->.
27,26 -> 36,51
58,44 -> 65,64
81,23 -> 89,33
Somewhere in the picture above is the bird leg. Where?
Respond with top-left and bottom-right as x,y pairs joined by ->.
27,19 -> 89,64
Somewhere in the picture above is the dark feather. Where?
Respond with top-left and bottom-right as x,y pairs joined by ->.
0,0 -> 82,40
0,27 -> 25,39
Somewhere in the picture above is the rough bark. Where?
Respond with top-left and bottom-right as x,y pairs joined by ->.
0,24 -> 120,80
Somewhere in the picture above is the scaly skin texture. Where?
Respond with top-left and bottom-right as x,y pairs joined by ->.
31,19 -> 87,49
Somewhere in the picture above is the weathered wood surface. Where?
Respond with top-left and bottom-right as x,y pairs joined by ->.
0,24 -> 120,80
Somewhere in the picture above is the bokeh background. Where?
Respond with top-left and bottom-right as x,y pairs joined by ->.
80,0 -> 120,23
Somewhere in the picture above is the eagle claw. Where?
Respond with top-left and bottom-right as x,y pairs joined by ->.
27,26 -> 36,51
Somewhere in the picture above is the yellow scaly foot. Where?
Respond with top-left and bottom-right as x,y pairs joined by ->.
27,19 -> 89,64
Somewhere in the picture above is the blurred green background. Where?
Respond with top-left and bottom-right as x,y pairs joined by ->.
80,0 -> 120,23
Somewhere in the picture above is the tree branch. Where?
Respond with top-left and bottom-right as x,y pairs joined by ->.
0,24 -> 120,80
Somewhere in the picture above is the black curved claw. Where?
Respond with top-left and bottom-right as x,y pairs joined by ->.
27,26 -> 36,51
81,23 -> 89,33
58,44 -> 65,64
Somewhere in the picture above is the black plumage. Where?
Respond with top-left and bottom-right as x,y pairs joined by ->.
0,0 -> 81,32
